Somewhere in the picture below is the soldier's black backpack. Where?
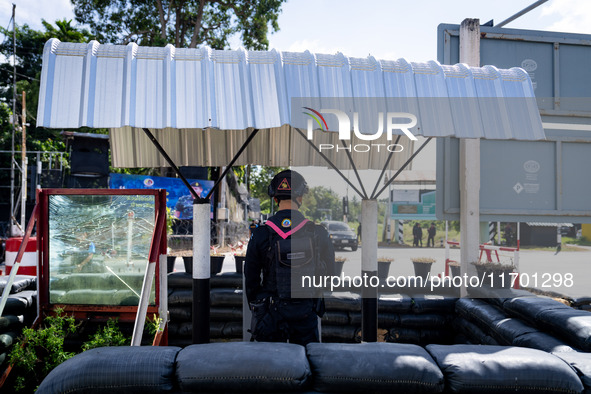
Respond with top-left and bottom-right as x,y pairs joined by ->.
265,219 -> 326,300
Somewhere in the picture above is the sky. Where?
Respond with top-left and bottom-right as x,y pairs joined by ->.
1,0 -> 590,197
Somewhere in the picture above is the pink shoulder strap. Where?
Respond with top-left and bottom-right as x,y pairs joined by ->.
266,219 -> 309,240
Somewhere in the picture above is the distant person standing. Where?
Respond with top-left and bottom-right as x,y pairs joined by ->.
417,223 -> 423,247
412,223 -> 420,247
427,223 -> 436,247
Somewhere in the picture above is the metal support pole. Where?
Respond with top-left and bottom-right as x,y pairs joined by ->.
10,4 -> 16,236
459,19 -> 481,296
21,91 -> 26,229
361,199 -> 378,342
193,200 -> 211,343
142,128 -> 199,199
294,128 -> 366,198
496,0 -> 549,28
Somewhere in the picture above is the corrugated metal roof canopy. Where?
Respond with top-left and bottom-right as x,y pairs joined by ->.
37,39 -> 545,169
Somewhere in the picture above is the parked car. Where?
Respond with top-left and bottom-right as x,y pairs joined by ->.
321,220 -> 358,251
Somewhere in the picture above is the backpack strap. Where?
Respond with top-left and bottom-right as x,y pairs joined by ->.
266,219 -> 310,240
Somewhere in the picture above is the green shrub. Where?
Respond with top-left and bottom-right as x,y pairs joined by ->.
81,319 -> 130,351
8,308 -> 78,392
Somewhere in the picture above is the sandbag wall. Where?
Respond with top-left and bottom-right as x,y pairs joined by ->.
0,275 -> 37,372
322,292 -> 456,343
454,293 -> 591,353
167,272 -> 457,345
168,273 -> 244,346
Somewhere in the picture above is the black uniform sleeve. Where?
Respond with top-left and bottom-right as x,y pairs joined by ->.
316,225 -> 336,276
244,226 -> 266,304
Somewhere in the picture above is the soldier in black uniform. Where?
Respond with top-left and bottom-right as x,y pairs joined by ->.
245,170 -> 334,345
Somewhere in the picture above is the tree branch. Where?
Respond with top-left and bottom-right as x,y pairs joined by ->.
189,0 -> 206,48
212,0 -> 250,18
155,0 -> 168,41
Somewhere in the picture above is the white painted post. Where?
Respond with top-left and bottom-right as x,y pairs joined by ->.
459,18 -> 481,295
193,201 -> 211,343
131,260 -> 155,346
361,199 -> 378,342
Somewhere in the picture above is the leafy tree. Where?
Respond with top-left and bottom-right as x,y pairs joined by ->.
248,165 -> 286,213
71,0 -> 285,49
0,20 -> 94,211
301,186 -> 342,222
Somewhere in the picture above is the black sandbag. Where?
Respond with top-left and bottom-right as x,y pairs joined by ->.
572,297 -> 591,308
167,322 -> 192,338
0,352 -> 6,366
306,342 -> 444,393
386,328 -> 421,344
378,313 -> 399,327
210,288 -> 243,307
221,321 -> 243,338
0,315 -> 24,331
2,296 -> 28,315
536,308 -> 591,351
210,307 -> 243,322
503,296 -> 571,323
411,295 -> 458,314
555,352 -> 591,394
167,289 -> 193,305
167,336 -> 193,347
452,317 -> 489,344
0,275 -> 36,294
378,293 -> 412,313
11,289 -> 36,308
455,298 -> 507,331
36,346 -> 181,394
324,292 -> 361,312
348,312 -> 362,326
513,331 -> 576,353
454,334 -> 470,344
398,314 -> 451,329
480,335 -> 500,346
176,342 -> 311,393
168,305 -> 193,322
321,325 -> 358,342
426,344 -> 584,394
0,331 -> 17,351
167,271 -> 192,288
209,321 -> 226,338
321,311 -> 350,326
420,329 -> 454,345
466,286 -> 534,307
210,273 -> 243,289
168,272 -> 242,289
489,317 -> 538,346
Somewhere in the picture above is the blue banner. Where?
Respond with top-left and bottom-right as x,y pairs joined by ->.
109,173 -> 214,219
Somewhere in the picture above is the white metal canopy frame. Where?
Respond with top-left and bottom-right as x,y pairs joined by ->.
37,37 -> 545,343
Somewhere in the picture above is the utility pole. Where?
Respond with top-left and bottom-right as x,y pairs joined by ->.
21,91 -> 27,229
10,4 -> 16,236
459,19 -> 481,295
